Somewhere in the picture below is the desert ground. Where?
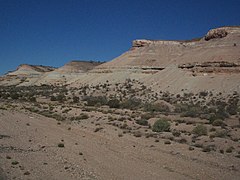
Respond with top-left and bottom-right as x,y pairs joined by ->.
0,98 -> 240,179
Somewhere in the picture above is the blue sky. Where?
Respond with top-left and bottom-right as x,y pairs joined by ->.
0,0 -> 239,75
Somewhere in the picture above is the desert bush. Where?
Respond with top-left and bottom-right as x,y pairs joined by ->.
10,92 -> 19,100
108,115 -> 114,121
192,124 -> 207,136
226,147 -> 234,153
141,113 -> 154,120
212,119 -> 225,126
172,130 -> 181,137
56,94 -> 66,102
152,118 -> 171,132
178,138 -> 187,144
209,112 -> 229,123
94,127 -> 103,132
84,96 -> 107,106
133,131 -> 142,137
72,96 -> 79,103
28,96 -> 36,102
213,130 -> 228,138
58,143 -> 65,148
199,91 -> 208,97
11,161 -> 19,165
50,96 -> 57,101
136,119 -> 149,126
144,103 -> 170,113
75,113 -> 89,120
202,145 -> 212,152
180,106 -> 202,118
226,104 -> 238,115
120,98 -> 141,110
176,119 -> 186,124
188,146 -> 194,151
107,98 -> 120,108
164,140 -> 171,144
174,104 -> 189,113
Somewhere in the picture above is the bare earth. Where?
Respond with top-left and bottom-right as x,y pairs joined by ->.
0,109 -> 239,180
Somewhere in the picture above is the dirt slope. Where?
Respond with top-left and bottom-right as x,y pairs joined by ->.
0,109 -> 240,180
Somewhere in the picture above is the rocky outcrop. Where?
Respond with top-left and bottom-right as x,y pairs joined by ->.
204,27 -> 228,41
132,40 -> 152,47
178,61 -> 240,75
57,61 -> 103,73
178,61 -> 240,69
132,39 -> 196,48
204,26 -> 240,41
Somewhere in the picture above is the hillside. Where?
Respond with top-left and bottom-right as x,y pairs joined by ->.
1,26 -> 240,180
0,26 -> 240,94
74,26 -> 240,94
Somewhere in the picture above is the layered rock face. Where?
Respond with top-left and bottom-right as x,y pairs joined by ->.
1,26 -> 240,94
205,27 -> 228,41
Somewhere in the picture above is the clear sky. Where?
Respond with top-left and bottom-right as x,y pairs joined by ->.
0,0 -> 239,75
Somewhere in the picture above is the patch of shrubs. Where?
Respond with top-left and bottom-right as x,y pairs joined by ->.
84,96 -> 108,106
107,98 -> 120,108
143,103 -> 170,113
120,98 -> 142,110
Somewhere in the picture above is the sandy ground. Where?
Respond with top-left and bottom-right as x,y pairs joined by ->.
0,109 -> 240,180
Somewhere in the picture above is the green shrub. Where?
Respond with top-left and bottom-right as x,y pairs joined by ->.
192,124 -> 207,136
152,119 -> 171,132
